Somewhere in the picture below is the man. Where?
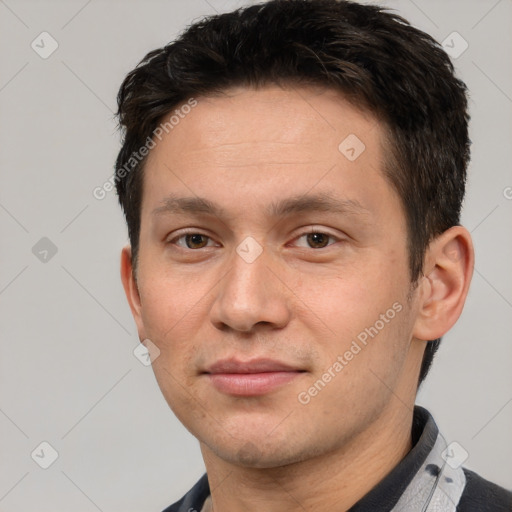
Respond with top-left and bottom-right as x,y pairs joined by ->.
115,0 -> 512,510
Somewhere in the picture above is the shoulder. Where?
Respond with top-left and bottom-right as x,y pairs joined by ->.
457,468 -> 512,511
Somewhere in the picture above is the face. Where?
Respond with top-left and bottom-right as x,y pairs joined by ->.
123,85 -> 425,468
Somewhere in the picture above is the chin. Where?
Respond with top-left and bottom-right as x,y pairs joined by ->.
203,430 -> 324,470
217,442 -> 298,469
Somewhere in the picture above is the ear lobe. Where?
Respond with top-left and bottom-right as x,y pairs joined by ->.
120,245 -> 146,338
412,226 -> 474,341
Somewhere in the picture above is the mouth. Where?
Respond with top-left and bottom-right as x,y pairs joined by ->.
202,358 -> 306,396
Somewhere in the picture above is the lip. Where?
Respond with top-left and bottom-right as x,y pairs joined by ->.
203,358 -> 305,396
205,358 -> 300,374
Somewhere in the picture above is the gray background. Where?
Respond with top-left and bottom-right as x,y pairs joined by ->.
0,0 -> 511,510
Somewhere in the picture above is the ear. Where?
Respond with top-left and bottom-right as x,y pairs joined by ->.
120,245 -> 146,340
412,226 -> 474,341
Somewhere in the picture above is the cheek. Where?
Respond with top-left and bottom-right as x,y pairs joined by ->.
303,300 -> 413,419
298,255 -> 412,387
311,265 -> 405,330
137,272 -> 203,358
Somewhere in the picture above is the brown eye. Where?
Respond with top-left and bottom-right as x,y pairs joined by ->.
293,230 -> 338,249
169,232 -> 214,249
184,234 -> 209,249
306,232 -> 331,249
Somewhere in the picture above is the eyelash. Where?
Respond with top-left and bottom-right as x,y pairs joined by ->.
167,228 -> 341,251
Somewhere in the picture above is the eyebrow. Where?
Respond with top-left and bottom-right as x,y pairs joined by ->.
151,192 -> 369,219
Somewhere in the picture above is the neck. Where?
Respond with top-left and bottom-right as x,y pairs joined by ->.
200,401 -> 414,512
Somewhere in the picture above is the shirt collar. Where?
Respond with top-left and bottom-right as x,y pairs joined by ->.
348,405 -> 438,510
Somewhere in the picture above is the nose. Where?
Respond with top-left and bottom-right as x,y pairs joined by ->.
209,240 -> 292,334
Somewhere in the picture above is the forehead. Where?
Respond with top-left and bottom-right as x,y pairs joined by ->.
148,85 -> 379,164
141,84 -> 398,223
